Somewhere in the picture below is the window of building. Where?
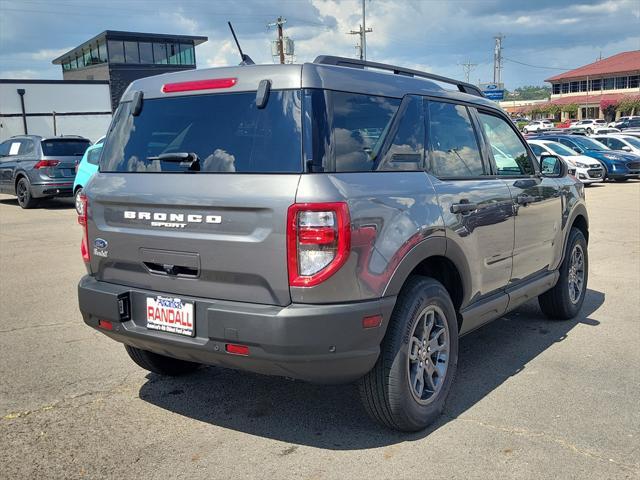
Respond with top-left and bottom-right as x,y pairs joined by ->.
579,80 -> 587,92
589,78 -> 601,91
139,42 -> 153,63
108,40 -> 125,63
552,84 -> 561,95
83,48 -> 91,67
561,83 -> 569,93
179,43 -> 195,65
615,76 -> 628,89
98,42 -> 107,62
62,61 -> 70,71
124,41 -> 139,63
428,102 -> 484,177
629,76 -> 639,89
167,43 -> 180,64
570,81 -> 579,93
90,44 -> 99,64
603,77 -> 615,90
478,112 -> 534,176
153,43 -> 168,64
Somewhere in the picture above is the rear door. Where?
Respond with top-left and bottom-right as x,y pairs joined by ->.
426,100 -> 515,302
0,140 -> 20,193
476,110 -> 563,283
88,89 -> 303,306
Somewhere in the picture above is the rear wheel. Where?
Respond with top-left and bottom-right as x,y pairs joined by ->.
125,345 -> 200,376
16,177 -> 39,209
358,276 -> 458,431
74,187 -> 84,214
539,227 -> 588,320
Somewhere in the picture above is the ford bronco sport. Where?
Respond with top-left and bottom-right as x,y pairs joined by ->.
77,56 -> 589,431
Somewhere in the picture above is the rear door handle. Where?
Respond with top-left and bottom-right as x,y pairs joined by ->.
516,194 -> 536,205
451,201 -> 478,214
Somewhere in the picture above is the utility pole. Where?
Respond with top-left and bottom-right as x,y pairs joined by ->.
349,0 -> 372,60
268,17 -> 286,64
461,60 -> 477,83
493,34 -> 505,84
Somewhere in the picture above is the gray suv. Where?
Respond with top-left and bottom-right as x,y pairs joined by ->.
77,56 -> 589,431
0,135 -> 91,208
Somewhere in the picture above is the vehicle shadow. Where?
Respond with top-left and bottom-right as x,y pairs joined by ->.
0,197 -> 75,210
138,289 -> 604,450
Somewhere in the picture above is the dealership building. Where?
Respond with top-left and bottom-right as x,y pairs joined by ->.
545,50 -> 640,121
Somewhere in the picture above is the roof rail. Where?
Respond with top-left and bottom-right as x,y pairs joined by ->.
313,55 -> 484,97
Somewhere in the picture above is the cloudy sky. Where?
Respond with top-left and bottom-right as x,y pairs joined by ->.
1,0 -> 639,89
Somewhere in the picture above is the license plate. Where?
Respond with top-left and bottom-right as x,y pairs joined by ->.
146,295 -> 194,336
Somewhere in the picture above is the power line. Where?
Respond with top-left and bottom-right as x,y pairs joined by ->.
503,57 -> 576,71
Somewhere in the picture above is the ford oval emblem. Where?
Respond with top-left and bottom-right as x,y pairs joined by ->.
94,238 -> 108,249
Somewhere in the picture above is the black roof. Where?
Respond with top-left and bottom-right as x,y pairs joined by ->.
52,30 -> 208,64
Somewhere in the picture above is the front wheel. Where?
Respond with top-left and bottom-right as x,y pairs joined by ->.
16,177 -> 39,209
586,128 -> 593,134
539,228 -> 588,320
358,276 -> 458,431
125,345 -> 200,376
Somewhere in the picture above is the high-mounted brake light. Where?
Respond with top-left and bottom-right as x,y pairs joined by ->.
77,193 -> 89,263
34,160 -> 60,169
287,202 -> 351,287
161,78 -> 237,93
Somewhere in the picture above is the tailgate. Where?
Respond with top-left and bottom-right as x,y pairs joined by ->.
87,173 -> 300,306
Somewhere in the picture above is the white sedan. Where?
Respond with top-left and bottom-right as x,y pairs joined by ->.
528,139 -> 604,184
569,119 -> 607,133
523,120 -> 554,133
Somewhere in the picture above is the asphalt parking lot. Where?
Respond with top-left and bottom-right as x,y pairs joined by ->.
1,182 -> 639,480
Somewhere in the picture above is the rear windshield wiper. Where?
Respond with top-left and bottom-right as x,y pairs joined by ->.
147,152 -> 200,171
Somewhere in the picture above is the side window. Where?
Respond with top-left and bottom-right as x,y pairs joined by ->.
427,101 -> 484,177
87,147 -> 103,165
529,143 -> 545,157
558,138 -> 577,151
6,141 -> 22,156
18,139 -> 34,155
376,96 -> 424,171
606,138 -> 625,150
330,91 -> 401,172
0,141 -> 11,157
478,112 -> 535,176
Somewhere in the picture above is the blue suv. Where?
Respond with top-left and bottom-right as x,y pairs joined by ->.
535,134 -> 640,181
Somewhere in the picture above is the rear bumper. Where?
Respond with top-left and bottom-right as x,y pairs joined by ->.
78,276 -> 396,384
31,182 -> 74,198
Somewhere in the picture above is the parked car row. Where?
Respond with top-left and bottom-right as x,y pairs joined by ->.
526,133 -> 640,183
521,117 -> 640,135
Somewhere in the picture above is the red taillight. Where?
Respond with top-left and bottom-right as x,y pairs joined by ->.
287,202 -> 351,287
225,344 -> 249,356
77,193 -> 89,263
34,160 -> 60,169
161,77 -> 237,93
362,315 -> 383,329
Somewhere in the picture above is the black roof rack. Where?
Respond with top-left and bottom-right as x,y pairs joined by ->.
313,55 -> 484,97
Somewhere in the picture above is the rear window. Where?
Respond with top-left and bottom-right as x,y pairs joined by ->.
41,139 -> 90,156
101,91 -> 302,173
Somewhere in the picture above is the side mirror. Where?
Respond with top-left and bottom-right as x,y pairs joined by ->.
621,146 -> 632,152
572,146 -> 583,153
540,153 -> 567,178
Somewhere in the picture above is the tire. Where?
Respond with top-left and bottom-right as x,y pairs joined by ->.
74,187 -> 84,214
539,227 -> 588,320
15,177 -> 39,209
125,345 -> 200,376
587,128 -> 593,134
358,276 -> 459,432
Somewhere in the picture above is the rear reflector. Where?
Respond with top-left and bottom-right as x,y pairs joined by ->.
98,319 -> 113,331
362,315 -> 383,329
162,78 -> 237,93
34,160 -> 60,169
225,344 -> 249,356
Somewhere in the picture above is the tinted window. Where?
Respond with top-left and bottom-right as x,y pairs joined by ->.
428,101 -> 484,177
108,40 -> 124,63
376,96 -> 424,171
571,136 -> 609,151
0,141 -> 11,156
153,43 -> 167,64
41,140 -> 90,156
18,139 -> 34,155
87,146 -> 103,165
546,142 -> 577,156
305,90 -> 400,172
606,138 -> 626,150
101,91 -> 302,173
478,112 -> 534,176
529,143 -> 545,157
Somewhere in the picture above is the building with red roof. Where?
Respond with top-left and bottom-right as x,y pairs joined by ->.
544,50 -> 640,121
